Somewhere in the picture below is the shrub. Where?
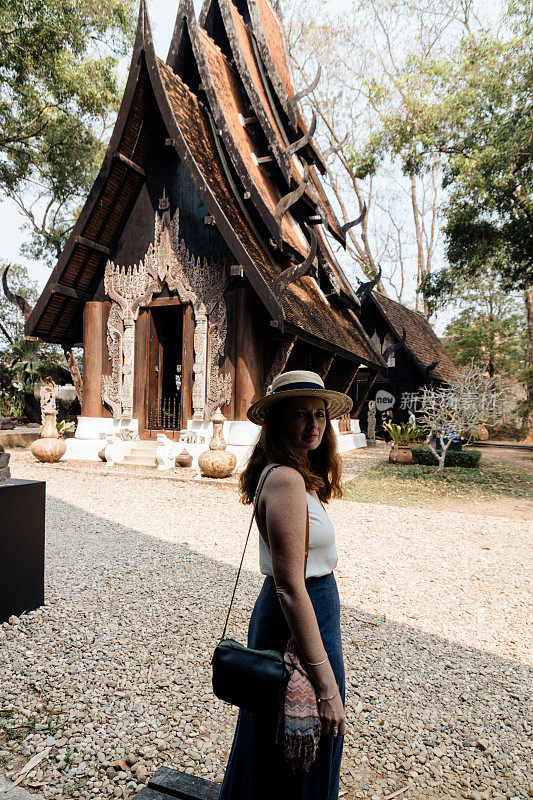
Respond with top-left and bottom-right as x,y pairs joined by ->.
411,445 -> 482,468
487,423 -> 525,442
383,422 -> 418,444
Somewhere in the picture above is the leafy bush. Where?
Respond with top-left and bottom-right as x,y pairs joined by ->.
0,389 -> 24,417
383,422 -> 429,444
383,422 -> 416,444
57,419 -> 76,437
411,445 -> 482,468
409,425 -> 429,442
487,422 -> 527,442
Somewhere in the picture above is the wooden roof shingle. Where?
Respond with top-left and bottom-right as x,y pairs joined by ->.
370,291 -> 459,383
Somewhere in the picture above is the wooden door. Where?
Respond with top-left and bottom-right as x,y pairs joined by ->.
146,309 -> 163,434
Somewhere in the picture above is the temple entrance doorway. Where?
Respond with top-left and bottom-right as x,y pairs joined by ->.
146,304 -> 183,439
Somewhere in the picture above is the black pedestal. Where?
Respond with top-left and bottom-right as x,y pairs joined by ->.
0,478 -> 45,623
135,767 -> 220,799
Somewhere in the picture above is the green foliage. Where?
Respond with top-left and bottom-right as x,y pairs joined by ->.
10,339 -> 45,391
382,421 -> 420,444
346,1 -> 532,292
0,386 -> 23,417
517,365 -> 533,388
409,425 -> 429,442
57,418 -> 76,436
411,445 -> 482,468
0,337 -> 73,421
440,268 -> 527,379
0,0 -> 136,260
439,28 -> 533,292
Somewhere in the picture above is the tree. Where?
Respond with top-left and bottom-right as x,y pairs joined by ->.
281,0 -> 483,308
407,2 -> 533,429
437,3 -> 532,294
0,0 -> 136,262
0,262 -> 39,348
10,339 -> 45,392
441,269 -> 527,380
417,362 -> 504,471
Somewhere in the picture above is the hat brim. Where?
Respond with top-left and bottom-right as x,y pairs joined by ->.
246,388 -> 353,425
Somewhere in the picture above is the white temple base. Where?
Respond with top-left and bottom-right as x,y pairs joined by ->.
64,416 -> 366,467
59,416 -> 138,462
75,416 -> 138,440
60,437 -> 136,463
331,418 -> 367,453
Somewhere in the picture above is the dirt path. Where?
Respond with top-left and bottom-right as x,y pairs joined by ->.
473,443 -> 533,474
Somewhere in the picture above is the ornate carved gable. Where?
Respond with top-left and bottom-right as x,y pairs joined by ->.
102,197 -> 231,422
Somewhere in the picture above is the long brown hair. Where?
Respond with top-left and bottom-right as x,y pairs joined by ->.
239,397 -> 343,504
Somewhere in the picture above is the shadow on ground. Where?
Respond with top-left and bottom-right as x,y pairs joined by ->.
0,496 -> 530,800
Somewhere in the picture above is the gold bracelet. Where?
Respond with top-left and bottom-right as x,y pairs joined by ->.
316,684 -> 339,703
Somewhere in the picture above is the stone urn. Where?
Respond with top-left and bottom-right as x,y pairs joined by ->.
31,436 -> 67,463
31,380 -> 68,464
198,409 -> 237,478
388,444 -> 413,464
476,424 -> 489,441
176,448 -> 193,468
31,409 -> 67,463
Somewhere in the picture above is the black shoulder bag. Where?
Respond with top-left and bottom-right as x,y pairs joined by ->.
211,465 -> 309,714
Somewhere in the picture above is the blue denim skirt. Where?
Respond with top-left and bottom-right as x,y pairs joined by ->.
218,571 -> 345,800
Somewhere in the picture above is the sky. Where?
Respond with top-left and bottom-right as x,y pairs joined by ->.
0,0 -> 450,333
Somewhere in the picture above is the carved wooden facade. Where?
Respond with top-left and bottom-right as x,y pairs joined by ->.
101,204 -> 230,423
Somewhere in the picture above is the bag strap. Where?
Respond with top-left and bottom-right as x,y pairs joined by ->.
219,464 -> 309,642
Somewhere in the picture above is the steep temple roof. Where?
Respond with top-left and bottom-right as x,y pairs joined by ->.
368,291 -> 459,384
172,0 -> 344,244
25,0 -> 384,370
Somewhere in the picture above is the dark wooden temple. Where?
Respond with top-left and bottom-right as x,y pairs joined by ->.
25,0 -> 386,441
357,289 -> 459,432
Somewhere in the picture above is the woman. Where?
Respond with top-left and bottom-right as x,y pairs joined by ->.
218,370 -> 351,800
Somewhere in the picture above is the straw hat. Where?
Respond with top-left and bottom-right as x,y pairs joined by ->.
247,370 -> 353,425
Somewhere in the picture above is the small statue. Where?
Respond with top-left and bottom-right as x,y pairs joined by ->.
367,400 -> 376,446
39,378 -> 57,429
31,378 -> 67,463
0,444 -> 11,483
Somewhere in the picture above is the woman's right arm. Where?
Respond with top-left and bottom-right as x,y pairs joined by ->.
262,467 -> 345,735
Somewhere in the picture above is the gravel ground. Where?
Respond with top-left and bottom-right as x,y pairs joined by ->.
1,449 -> 532,800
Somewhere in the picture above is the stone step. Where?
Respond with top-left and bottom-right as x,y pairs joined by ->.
122,455 -> 157,466
134,766 -> 220,799
130,445 -> 159,455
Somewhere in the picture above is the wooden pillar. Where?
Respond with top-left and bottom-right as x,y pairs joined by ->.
82,301 -> 106,417
133,308 -> 149,432
221,289 -> 237,420
353,371 -> 378,418
181,304 -> 194,426
235,287 -> 262,421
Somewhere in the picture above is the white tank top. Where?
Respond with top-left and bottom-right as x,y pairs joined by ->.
258,491 -> 338,578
